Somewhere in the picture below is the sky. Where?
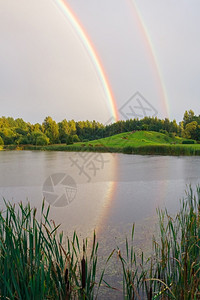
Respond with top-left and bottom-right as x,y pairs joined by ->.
0,0 -> 200,124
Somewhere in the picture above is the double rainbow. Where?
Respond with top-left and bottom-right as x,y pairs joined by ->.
52,0 -> 169,123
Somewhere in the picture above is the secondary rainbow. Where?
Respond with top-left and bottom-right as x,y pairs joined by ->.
52,0 -> 119,121
128,0 -> 170,117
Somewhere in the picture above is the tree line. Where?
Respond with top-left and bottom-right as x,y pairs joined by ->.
0,110 -> 199,146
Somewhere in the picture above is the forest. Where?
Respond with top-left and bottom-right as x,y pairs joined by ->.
0,109 -> 199,146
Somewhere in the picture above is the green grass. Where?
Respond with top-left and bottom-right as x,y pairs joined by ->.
81,131 -> 184,148
3,131 -> 200,155
0,200 -> 113,300
117,186 -> 200,299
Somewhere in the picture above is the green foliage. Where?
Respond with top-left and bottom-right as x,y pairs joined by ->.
0,128 -> 16,144
17,135 -> 30,145
116,186 -> 200,299
182,140 -> 195,144
22,130 -> 200,156
72,134 -> 80,143
36,134 -> 49,146
183,109 -> 195,127
0,201 -> 111,300
0,110 -> 200,146
0,201 -> 66,299
159,129 -> 168,135
29,131 -> 49,146
184,121 -> 198,138
58,119 -> 70,143
0,136 -> 4,145
66,135 -> 74,145
82,131 -> 183,148
43,116 -> 59,144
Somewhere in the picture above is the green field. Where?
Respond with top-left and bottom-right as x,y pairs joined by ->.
80,130 -> 184,147
5,131 -> 200,155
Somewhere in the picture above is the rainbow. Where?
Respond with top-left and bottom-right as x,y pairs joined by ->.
51,0 -> 119,121
127,0 -> 170,117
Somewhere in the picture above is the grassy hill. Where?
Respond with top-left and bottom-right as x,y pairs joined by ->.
80,131 -> 184,148
20,130 -> 200,156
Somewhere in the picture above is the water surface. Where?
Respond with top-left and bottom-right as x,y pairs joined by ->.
0,151 -> 200,297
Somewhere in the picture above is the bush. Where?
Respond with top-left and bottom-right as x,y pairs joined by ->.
169,132 -> 176,138
66,136 -> 74,145
17,136 -> 30,145
36,135 -> 49,146
182,140 -> 195,144
72,134 -> 80,143
159,129 -> 168,135
123,146 -> 134,154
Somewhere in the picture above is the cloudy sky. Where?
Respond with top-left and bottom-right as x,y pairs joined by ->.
0,0 -> 200,124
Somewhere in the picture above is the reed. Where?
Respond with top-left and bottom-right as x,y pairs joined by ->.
0,186 -> 200,299
117,186 -> 200,299
0,201 -> 112,299
122,144 -> 200,156
0,200 -> 67,299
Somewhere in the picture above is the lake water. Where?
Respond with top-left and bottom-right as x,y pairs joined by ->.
0,151 -> 200,297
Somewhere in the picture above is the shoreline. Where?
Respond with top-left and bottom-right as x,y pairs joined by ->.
2,143 -> 200,156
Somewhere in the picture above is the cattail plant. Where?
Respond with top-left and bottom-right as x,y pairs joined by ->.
0,185 -> 200,299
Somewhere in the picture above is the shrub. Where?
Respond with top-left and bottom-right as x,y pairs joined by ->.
169,132 -> 176,138
17,136 -> 30,145
123,146 -> 134,154
159,129 -> 168,135
66,136 -> 74,145
182,140 -> 195,144
36,134 -> 49,146
72,134 -> 80,143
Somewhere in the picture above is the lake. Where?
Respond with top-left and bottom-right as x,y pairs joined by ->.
0,151 -> 200,297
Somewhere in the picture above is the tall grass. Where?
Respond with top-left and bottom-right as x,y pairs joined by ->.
24,144 -> 200,156
117,186 -> 200,299
0,201 -> 67,299
153,186 -> 200,299
0,186 -> 200,299
23,144 -> 120,153
0,201 -> 112,299
123,145 -> 200,156
3,142 -> 200,156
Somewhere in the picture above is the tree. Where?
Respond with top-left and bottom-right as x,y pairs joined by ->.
17,136 -> 30,145
179,121 -> 185,137
58,120 -> 70,143
43,117 -> 59,144
68,120 -> 76,136
183,110 -> 195,127
36,134 -> 49,146
0,128 -> 16,145
184,121 -> 198,139
72,134 -> 80,143
169,119 -> 178,133
15,118 -> 28,131
0,136 -> 4,146
66,135 -> 73,145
